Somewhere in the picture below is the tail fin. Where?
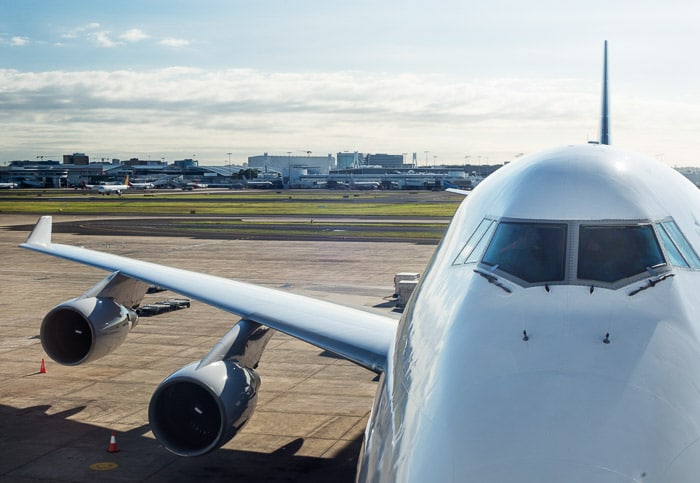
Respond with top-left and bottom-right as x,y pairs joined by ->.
124,175 -> 130,185
600,40 -> 610,145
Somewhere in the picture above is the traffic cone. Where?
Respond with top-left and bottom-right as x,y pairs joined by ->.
107,431 -> 119,453
39,358 -> 46,374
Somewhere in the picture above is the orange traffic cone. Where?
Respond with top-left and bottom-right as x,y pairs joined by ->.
107,431 -> 119,453
39,358 -> 46,374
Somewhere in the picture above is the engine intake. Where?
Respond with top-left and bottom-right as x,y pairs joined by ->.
149,359 -> 260,456
41,297 -> 137,365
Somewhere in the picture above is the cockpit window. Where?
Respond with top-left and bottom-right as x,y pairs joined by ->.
454,218 -> 496,265
658,220 -> 700,269
481,222 -> 567,283
578,224 -> 665,283
657,224 -> 688,268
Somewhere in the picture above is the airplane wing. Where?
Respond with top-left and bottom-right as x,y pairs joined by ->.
20,216 -> 397,373
446,187 -> 471,196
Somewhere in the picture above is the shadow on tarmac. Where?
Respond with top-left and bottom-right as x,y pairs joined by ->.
0,403 -> 362,482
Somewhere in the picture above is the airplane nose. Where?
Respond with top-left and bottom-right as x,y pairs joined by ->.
403,370 -> 700,482
466,458 -> 643,483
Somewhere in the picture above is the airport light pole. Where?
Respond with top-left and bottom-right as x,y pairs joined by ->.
287,151 -> 292,189
227,152 -> 233,183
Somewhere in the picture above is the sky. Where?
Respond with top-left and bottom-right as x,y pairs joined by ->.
2,0 -> 700,167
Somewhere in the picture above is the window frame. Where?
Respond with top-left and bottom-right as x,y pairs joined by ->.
454,216 -> 696,290
576,222 -> 667,287
480,220 -> 568,285
656,219 -> 700,269
452,217 -> 497,265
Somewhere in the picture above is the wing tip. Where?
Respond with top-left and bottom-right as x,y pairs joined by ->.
446,188 -> 471,196
23,215 -> 53,247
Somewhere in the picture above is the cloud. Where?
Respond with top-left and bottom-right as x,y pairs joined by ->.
61,22 -> 124,47
89,31 -> 121,48
120,29 -> 150,43
158,37 -> 190,48
57,23 -> 185,50
10,36 -> 30,46
62,22 -> 101,39
1,68 -> 699,165
59,22 -> 122,48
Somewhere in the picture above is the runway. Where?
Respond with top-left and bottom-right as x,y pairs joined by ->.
0,214 -> 435,482
7,215 -> 447,244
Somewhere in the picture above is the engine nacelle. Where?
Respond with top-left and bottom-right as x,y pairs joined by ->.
148,359 -> 260,456
40,297 -> 137,365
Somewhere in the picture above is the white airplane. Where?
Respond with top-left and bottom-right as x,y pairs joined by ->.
182,181 -> 209,190
0,182 -> 18,189
95,175 -> 130,195
128,179 -> 155,190
351,180 -> 381,190
20,42 -> 700,481
245,180 -> 274,189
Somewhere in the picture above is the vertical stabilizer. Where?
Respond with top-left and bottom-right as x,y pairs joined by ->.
600,40 -> 611,145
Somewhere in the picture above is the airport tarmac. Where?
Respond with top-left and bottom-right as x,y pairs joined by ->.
0,214 -> 435,482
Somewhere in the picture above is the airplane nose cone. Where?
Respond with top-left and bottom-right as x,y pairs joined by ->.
462,459 -> 643,483
400,371 -> 700,482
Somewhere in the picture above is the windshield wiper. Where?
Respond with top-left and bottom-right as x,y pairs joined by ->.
474,267 -> 512,294
628,272 -> 674,296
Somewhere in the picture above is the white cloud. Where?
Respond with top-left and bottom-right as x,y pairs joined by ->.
10,36 -> 29,46
55,23 -> 186,50
90,31 -> 121,48
62,22 -> 139,48
158,37 -> 190,48
1,68 -> 699,165
120,29 -> 150,43
62,22 -> 101,39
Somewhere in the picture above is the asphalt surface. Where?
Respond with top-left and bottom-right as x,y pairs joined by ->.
0,214 -> 435,482
5,216 -> 446,244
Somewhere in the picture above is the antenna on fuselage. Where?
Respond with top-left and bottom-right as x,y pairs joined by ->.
599,40 -> 611,145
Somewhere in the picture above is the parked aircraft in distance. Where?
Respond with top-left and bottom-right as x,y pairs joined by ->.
0,182 -> 18,189
95,176 -> 130,195
22,42 -> 700,481
245,180 -> 274,189
182,181 -> 209,190
128,179 -> 155,190
350,180 -> 380,190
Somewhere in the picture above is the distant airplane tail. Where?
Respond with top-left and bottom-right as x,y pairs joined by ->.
600,40 -> 610,145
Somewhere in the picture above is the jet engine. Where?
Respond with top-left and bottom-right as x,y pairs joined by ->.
148,319 -> 273,456
40,297 -> 138,365
149,359 -> 260,456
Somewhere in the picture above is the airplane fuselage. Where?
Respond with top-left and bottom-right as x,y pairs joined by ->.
96,183 -> 129,194
359,144 -> 700,482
